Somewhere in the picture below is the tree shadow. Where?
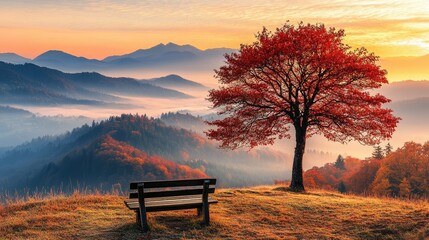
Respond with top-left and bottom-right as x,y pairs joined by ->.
272,186 -> 344,198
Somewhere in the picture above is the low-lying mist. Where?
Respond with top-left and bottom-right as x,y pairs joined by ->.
4,81 -> 429,170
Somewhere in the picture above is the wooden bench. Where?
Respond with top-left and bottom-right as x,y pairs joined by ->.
124,178 -> 218,232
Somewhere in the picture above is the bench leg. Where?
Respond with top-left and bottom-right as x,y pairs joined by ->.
136,211 -> 140,225
203,204 -> 210,226
139,207 -> 149,232
197,207 -> 202,216
202,180 -> 210,226
137,183 -> 149,232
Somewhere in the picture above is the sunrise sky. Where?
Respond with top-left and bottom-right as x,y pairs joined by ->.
1,0 -> 429,60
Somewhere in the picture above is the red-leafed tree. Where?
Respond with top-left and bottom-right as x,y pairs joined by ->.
206,22 -> 400,192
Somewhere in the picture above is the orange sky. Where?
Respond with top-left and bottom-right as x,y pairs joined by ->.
1,1 -> 429,61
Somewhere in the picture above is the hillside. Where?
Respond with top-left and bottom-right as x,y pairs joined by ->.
0,114 -> 288,191
0,186 -> 428,239
31,135 -> 207,189
160,112 -> 209,133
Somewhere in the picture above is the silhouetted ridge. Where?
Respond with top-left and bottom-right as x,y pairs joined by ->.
1,43 -> 235,75
0,53 -> 31,64
0,61 -> 190,105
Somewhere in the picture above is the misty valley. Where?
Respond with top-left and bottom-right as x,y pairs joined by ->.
0,45 -> 293,197
0,113 -> 289,197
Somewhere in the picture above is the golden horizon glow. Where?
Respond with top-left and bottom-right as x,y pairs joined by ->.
1,1 -> 429,58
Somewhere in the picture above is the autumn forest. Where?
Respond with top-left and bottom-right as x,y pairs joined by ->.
305,142 -> 429,198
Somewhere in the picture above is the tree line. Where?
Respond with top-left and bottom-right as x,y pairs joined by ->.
304,142 -> 429,198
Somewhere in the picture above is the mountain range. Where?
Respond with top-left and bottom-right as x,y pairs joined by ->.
0,43 -> 235,76
0,61 -> 191,106
378,80 -> 429,101
4,43 -> 429,84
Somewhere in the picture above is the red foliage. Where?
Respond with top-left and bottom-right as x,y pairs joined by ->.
303,156 -> 362,191
95,135 -> 207,180
304,142 -> 429,198
371,142 -> 429,197
343,159 -> 381,194
206,22 -> 399,191
208,22 -> 399,147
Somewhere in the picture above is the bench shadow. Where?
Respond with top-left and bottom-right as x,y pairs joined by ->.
88,213 -> 218,239
153,211 -> 217,230
85,223 -> 142,240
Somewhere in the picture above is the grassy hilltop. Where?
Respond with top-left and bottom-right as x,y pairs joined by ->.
0,186 -> 428,240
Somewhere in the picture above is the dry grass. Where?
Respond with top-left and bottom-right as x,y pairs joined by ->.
1,186 -> 429,239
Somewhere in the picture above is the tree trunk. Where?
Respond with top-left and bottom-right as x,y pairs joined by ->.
289,127 -> 306,192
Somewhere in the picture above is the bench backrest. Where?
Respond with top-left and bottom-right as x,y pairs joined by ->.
128,178 -> 217,199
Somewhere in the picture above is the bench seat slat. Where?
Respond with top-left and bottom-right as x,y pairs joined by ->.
144,201 -> 217,212
124,197 -> 218,211
126,194 -> 203,203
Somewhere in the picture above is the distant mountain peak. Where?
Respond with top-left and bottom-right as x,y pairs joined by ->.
0,52 -> 32,64
45,50 -> 65,54
34,50 -> 102,63
152,43 -> 166,48
38,50 -> 71,56
155,42 -> 200,51
103,42 -> 205,62
165,74 -> 182,78
145,74 -> 207,89
0,52 -> 23,57
35,50 -> 79,61
32,51 -> 103,72
165,42 -> 181,47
